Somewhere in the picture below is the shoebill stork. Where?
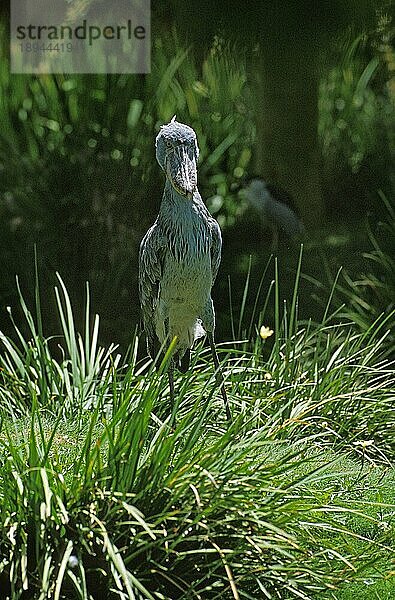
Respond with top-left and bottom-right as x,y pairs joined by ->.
239,177 -> 304,250
139,118 -> 231,422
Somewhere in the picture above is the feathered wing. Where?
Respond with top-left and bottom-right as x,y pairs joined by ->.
210,218 -> 222,285
265,197 -> 304,236
138,222 -> 164,358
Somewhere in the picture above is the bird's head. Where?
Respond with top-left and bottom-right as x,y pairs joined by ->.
155,117 -> 199,198
237,177 -> 272,212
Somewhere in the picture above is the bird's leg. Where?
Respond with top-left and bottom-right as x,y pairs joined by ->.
270,224 -> 279,254
164,317 -> 175,410
207,332 -> 231,422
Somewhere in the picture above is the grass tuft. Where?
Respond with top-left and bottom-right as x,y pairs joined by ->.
0,268 -> 393,598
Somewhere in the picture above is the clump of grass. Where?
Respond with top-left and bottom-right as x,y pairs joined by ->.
334,194 -> 395,355
0,269 -> 393,599
226,248 -> 394,460
0,272 -> 120,418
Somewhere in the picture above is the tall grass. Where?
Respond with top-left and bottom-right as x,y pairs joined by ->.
333,194 -> 395,356
0,266 -> 393,599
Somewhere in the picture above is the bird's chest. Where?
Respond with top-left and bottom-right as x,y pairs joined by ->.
169,224 -> 209,263
161,215 -> 212,302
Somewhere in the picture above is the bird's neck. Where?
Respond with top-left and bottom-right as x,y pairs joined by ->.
159,180 -> 203,219
162,179 -> 186,204
163,179 -> 201,202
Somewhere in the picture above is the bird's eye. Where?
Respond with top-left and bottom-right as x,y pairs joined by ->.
166,140 -> 172,148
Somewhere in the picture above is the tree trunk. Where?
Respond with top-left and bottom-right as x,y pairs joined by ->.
250,45 -> 324,228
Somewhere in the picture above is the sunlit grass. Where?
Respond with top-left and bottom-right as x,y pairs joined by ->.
0,268 -> 393,599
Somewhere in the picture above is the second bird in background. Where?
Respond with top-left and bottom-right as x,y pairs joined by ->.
238,177 -> 305,250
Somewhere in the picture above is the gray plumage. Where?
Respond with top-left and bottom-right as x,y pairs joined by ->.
138,119 -> 227,401
241,178 -> 304,237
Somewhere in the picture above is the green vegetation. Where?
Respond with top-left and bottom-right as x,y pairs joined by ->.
0,264 -> 393,599
0,9 -> 394,600
333,195 -> 395,355
0,23 -> 393,347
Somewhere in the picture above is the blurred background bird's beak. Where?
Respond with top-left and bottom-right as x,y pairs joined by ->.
166,146 -> 197,198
